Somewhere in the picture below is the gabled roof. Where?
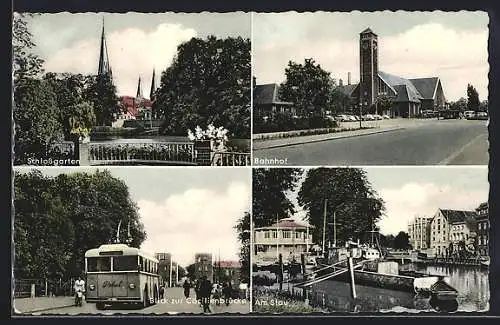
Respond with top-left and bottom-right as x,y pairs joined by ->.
439,209 -> 478,230
254,83 -> 294,106
360,28 -> 377,36
378,71 -> 423,103
409,77 -> 440,100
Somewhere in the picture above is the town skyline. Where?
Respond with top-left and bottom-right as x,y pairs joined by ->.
14,167 -> 252,267
22,12 -> 251,97
286,167 -> 488,236
253,11 -> 489,101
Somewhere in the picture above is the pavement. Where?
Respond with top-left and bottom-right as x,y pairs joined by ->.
15,287 -> 250,315
13,296 -> 75,314
253,119 -> 489,165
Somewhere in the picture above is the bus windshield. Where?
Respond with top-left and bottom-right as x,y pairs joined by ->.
113,255 -> 138,271
87,257 -> 111,272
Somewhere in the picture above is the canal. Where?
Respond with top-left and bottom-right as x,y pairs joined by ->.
310,264 -> 489,313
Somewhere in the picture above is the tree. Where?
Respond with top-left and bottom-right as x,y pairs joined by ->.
393,231 -> 411,250
297,168 -> 385,245
252,168 -> 302,227
449,97 -> 467,112
12,13 -> 44,83
154,36 -> 251,138
185,263 -> 196,281
13,78 -> 64,164
467,84 -> 480,113
234,211 -> 250,284
479,100 -> 488,113
279,58 -> 335,117
84,74 -> 121,126
375,94 -> 394,115
330,88 -> 351,115
13,169 -> 147,279
43,73 -> 96,140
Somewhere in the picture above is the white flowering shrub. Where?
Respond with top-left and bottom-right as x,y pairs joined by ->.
187,124 -> 229,151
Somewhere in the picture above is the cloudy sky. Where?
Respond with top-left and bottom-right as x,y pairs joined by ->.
23,12 -> 250,97
287,167 -> 488,236
14,167 -> 251,267
253,11 -> 489,101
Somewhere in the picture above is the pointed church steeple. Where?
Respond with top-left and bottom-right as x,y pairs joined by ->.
150,68 -> 156,101
136,76 -> 144,99
98,17 -> 113,78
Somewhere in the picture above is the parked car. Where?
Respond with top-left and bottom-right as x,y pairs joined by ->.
382,114 -> 391,119
372,114 -> 383,120
336,114 -> 349,122
363,114 -> 375,121
348,115 -> 357,121
464,111 -> 475,119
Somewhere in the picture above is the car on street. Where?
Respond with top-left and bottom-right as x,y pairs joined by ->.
464,111 -> 475,119
382,114 -> 391,119
363,114 -> 375,121
372,114 -> 383,120
348,115 -> 357,121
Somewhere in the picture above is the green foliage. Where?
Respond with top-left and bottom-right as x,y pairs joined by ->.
393,231 -> 411,250
154,36 -> 251,138
84,74 -> 122,126
252,169 -> 303,227
297,168 -> 385,245
235,211 -> 251,284
254,115 -> 338,133
13,78 -> 65,164
467,84 -> 480,113
12,13 -> 44,82
449,97 -> 467,112
13,169 -> 147,279
279,58 -> 336,116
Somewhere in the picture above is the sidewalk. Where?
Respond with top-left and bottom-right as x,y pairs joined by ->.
13,296 -> 74,314
253,126 -> 403,150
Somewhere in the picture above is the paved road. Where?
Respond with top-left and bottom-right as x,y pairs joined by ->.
29,288 -> 249,315
253,119 -> 488,165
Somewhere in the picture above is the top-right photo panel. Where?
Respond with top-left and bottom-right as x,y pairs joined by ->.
252,11 -> 489,166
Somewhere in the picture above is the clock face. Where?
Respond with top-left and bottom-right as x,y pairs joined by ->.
362,42 -> 369,50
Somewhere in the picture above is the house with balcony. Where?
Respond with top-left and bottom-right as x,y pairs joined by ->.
252,218 -> 315,266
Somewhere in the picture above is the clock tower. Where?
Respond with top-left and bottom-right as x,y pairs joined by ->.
359,28 -> 378,109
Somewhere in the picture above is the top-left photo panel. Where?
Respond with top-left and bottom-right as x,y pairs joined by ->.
12,12 -> 251,167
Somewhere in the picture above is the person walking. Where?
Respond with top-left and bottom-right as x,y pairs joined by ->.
200,276 -> 212,313
183,279 -> 191,298
159,285 -> 165,300
222,282 -> 232,307
195,279 -> 201,305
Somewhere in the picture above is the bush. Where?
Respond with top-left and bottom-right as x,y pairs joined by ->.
254,115 -> 338,134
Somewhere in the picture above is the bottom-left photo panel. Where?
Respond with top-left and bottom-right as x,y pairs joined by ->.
12,166 -> 251,315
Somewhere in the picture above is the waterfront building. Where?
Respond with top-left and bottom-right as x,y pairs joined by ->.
407,216 -> 432,250
475,202 -> 489,256
429,209 -> 478,256
194,253 -> 213,281
253,218 -> 315,266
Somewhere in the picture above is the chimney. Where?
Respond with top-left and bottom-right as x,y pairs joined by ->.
348,72 -> 351,85
339,79 -> 343,86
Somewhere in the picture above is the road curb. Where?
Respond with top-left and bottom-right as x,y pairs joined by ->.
253,127 -> 405,151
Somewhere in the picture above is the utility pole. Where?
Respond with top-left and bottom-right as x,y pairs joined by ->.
322,199 -> 328,258
333,210 -> 337,248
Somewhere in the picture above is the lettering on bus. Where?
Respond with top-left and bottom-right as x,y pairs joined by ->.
102,280 -> 124,288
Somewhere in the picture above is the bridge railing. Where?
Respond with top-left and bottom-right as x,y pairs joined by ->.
88,142 -> 197,165
211,151 -> 251,166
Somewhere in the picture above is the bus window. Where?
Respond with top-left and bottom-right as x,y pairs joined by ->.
138,256 -> 144,271
113,256 -> 139,271
87,257 -> 111,272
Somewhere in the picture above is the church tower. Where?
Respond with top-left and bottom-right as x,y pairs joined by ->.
150,68 -> 157,101
98,18 -> 113,78
359,28 -> 378,108
136,76 -> 144,99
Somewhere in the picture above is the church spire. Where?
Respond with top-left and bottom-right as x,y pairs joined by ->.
150,68 -> 156,101
136,76 -> 144,99
98,17 -> 112,78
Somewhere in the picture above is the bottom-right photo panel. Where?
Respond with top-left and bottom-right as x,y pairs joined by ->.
251,167 -> 490,313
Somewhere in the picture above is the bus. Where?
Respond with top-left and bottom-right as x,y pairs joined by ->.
84,243 -> 160,310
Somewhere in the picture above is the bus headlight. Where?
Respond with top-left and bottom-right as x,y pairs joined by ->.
129,283 -> 135,289
89,284 -> 95,291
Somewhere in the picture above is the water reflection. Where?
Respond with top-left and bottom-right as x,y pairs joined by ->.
311,264 -> 489,313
